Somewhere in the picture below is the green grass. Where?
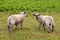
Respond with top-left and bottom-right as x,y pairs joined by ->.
0,0 -> 60,13
0,0 -> 60,40
0,12 -> 60,40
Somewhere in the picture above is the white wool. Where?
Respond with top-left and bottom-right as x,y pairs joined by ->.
42,16 -> 54,26
7,12 -> 26,26
34,14 -> 55,32
35,15 -> 54,27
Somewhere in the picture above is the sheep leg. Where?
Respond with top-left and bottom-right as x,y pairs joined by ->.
48,26 -> 50,33
15,23 -> 18,30
21,23 -> 23,29
8,25 -> 12,32
52,25 -> 54,32
43,24 -> 46,30
15,24 -> 18,30
8,26 -> 10,31
39,23 -> 41,30
46,22 -> 50,33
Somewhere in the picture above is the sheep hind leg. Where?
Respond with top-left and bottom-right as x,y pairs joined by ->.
52,25 -> 54,32
46,22 -> 51,33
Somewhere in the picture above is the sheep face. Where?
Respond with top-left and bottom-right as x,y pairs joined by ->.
33,14 -> 41,20
21,12 -> 27,17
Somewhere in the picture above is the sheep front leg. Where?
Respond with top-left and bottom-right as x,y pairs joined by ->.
39,23 -> 41,30
15,24 -> 18,30
43,24 -> 46,30
21,22 -> 23,29
52,25 -> 54,32
48,26 -> 50,33
8,25 -> 12,32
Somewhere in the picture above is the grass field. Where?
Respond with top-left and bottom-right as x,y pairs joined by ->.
0,0 -> 60,40
0,0 -> 60,13
0,12 -> 60,40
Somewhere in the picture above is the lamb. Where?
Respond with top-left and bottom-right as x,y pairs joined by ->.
33,14 -> 55,33
7,12 -> 27,32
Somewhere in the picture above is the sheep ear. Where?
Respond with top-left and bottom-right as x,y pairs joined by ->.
39,14 -> 41,15
24,11 -> 26,14
33,14 -> 35,16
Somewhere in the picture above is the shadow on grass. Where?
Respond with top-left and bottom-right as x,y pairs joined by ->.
11,27 -> 31,32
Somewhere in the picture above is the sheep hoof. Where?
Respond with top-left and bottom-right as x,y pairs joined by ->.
48,31 -> 50,33
15,28 -> 17,30
8,29 -> 11,32
38,29 -> 40,30
21,28 -> 23,29
52,30 -> 54,32
44,29 -> 46,30
8,30 -> 11,32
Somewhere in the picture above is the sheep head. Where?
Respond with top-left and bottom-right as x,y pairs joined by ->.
33,14 -> 41,20
33,14 -> 41,16
21,11 -> 27,17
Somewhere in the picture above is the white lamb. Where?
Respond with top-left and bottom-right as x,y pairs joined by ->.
33,14 -> 55,33
7,12 -> 27,32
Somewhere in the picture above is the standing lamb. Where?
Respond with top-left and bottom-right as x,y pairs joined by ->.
7,12 -> 27,32
33,14 -> 55,33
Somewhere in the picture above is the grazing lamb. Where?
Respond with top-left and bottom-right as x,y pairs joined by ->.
33,14 -> 55,33
7,12 -> 27,32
